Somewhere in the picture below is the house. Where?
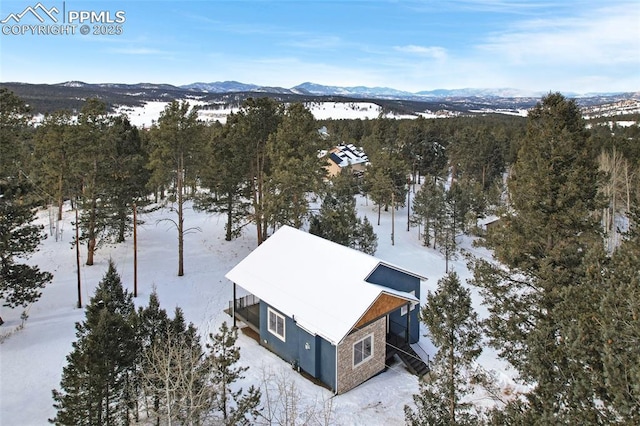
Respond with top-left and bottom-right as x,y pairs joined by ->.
225,226 -> 428,394
323,144 -> 369,177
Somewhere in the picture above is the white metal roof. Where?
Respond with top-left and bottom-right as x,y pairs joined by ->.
225,226 -> 421,345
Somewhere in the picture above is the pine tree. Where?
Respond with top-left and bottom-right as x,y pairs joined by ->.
0,179 -> 53,325
310,171 -> 378,254
32,110 -> 76,221
72,98 -> 112,266
365,150 -> 409,221
405,272 -> 482,425
353,216 -> 378,255
198,117 -> 253,241
147,101 -> 204,276
238,98 -> 283,245
411,179 -> 446,248
136,291 -> 170,425
51,260 -> 138,425
265,103 -> 325,230
470,93 -> 606,422
596,208 -> 640,422
0,88 -> 32,179
104,115 -> 149,243
206,322 -> 261,425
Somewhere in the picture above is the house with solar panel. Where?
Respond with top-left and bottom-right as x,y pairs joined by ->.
225,226 -> 429,394
324,144 -> 369,177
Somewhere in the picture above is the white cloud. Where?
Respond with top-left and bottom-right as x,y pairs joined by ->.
476,3 -> 640,66
394,45 -> 448,60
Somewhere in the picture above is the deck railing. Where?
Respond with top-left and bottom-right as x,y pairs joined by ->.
234,294 -> 260,310
229,294 -> 260,330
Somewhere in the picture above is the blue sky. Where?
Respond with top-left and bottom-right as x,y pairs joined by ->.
1,0 -> 639,93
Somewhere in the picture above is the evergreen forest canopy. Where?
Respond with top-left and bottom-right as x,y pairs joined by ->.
1,87 -> 639,423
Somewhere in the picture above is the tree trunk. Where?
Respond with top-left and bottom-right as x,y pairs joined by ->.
57,173 -> 64,221
85,161 -> 98,266
86,197 -> 97,266
87,238 -> 96,265
254,148 -> 266,245
178,153 -> 184,277
226,190 -> 233,241
117,206 -> 126,243
449,332 -> 455,423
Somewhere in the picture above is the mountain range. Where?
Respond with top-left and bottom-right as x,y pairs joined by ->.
55,80 -> 635,100
182,81 -> 548,99
2,80 -> 638,117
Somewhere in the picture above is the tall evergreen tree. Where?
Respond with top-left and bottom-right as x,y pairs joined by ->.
104,115 -> 149,243
32,110 -> 76,221
405,272 -> 482,425
470,93 -> 605,423
593,208 -> 640,422
0,180 -> 53,325
136,291 -> 170,425
310,170 -> 378,254
398,118 -> 448,184
412,179 -> 446,248
0,88 -> 32,179
198,117 -> 253,241
264,102 -> 324,230
147,101 -> 203,276
72,98 -> 112,266
365,150 -> 409,217
51,260 -> 138,425
206,322 -> 261,425
239,98 -> 283,245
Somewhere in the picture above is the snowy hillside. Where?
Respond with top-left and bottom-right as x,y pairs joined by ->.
114,100 -> 421,127
0,193 -> 522,425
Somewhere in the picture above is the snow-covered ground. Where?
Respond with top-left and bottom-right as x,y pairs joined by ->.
0,195 -> 520,425
114,100 -> 422,127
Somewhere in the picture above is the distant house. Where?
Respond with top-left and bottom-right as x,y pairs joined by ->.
226,226 -> 428,394
323,144 -> 369,177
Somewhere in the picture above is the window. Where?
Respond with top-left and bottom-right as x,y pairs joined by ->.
268,307 -> 286,341
401,291 -> 417,316
353,334 -> 373,367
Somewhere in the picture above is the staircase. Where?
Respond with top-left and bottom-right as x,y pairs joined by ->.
386,333 -> 430,377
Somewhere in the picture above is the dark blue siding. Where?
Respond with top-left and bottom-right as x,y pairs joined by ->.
318,336 -> 336,391
259,302 -> 297,364
366,264 -> 421,343
297,328 -> 317,376
259,302 -> 336,391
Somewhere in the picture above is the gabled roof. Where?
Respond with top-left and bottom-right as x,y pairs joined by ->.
225,226 -> 422,345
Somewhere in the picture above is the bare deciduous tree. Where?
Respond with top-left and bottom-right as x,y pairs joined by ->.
256,366 -> 335,426
140,330 -> 211,425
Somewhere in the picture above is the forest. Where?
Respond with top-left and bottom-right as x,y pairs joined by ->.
1,87 -> 639,424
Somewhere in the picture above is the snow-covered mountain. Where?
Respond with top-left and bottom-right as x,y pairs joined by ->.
181,81 -> 260,93
416,88 -> 543,98
292,82 -> 416,99
179,81 -> 543,99
3,81 -> 638,121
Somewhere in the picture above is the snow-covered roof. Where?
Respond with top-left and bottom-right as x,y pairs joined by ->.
225,226 -> 421,345
328,144 -> 369,168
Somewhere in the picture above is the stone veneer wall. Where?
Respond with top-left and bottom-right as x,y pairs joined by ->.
336,317 -> 386,394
